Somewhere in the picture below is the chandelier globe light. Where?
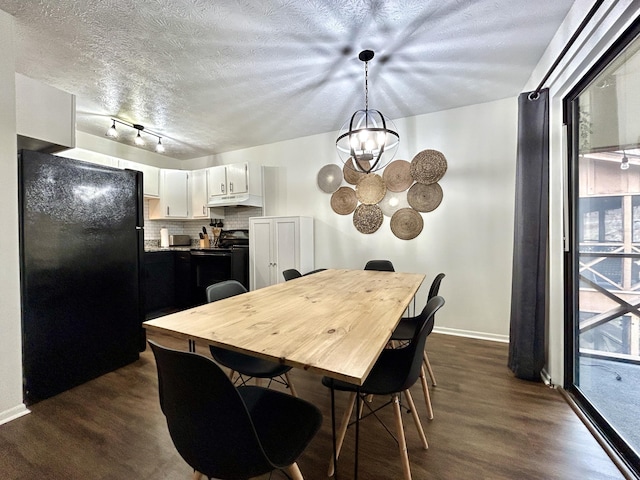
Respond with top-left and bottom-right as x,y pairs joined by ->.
336,50 -> 400,174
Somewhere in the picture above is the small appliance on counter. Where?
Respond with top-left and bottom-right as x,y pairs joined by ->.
169,234 -> 191,247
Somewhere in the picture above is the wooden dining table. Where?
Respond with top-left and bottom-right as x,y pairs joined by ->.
143,267 -> 425,478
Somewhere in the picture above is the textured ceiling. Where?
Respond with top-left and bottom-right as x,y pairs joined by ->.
1,0 -> 576,160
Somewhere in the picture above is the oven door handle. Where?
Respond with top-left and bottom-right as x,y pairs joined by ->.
191,251 -> 232,257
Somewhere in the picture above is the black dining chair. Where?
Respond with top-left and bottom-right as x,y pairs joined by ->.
363,259 -> 395,272
283,268 -> 326,281
148,340 -> 322,480
391,274 -> 445,420
322,296 -> 445,480
206,280 -> 298,396
303,268 -> 327,275
283,268 -> 302,281
392,272 -> 445,387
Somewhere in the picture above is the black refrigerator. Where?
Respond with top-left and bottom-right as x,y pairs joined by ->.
19,150 -> 145,404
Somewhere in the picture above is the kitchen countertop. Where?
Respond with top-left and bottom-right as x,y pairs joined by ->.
145,246 -> 192,253
145,246 -> 237,253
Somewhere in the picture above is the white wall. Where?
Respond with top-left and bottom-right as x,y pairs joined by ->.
522,0 -> 640,386
0,10 -> 29,424
186,97 -> 518,341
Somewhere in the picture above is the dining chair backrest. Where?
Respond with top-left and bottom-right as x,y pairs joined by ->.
428,273 -> 445,300
282,269 -> 302,281
148,340 -> 274,478
206,280 -> 247,303
364,260 -> 395,272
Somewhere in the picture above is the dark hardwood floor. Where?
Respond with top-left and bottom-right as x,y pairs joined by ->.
0,332 -> 627,479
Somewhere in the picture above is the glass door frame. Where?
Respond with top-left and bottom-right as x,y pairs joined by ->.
563,17 -> 640,477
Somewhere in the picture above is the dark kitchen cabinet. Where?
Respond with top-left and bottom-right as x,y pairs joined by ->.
144,251 -> 176,317
174,251 -> 193,308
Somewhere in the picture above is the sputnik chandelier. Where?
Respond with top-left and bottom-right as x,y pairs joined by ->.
106,118 -> 165,153
336,50 -> 400,174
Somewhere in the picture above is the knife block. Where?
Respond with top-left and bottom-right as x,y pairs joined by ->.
199,237 -> 210,248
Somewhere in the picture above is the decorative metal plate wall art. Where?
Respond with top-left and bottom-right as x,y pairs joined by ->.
317,164 -> 343,193
317,148 -> 447,239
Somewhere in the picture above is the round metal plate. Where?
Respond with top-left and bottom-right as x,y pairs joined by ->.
317,164 -> 343,193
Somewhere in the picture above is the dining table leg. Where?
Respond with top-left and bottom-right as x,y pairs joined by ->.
331,386 -> 339,479
355,386 -> 361,479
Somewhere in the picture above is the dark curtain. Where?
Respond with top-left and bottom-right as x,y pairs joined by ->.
508,89 -> 549,381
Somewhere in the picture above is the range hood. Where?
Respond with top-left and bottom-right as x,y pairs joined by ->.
207,192 -> 263,208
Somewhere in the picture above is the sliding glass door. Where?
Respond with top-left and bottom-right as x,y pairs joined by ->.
565,20 -> 640,475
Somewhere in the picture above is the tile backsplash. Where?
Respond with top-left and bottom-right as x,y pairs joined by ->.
143,199 -> 262,246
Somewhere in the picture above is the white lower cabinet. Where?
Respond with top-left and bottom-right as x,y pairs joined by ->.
249,216 -> 314,290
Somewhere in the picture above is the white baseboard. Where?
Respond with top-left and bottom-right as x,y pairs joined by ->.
0,404 -> 30,426
433,326 -> 509,344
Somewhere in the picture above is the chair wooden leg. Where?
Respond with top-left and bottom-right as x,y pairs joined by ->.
285,462 -> 304,480
419,365 -> 434,420
392,393 -> 412,480
284,371 -> 298,397
424,351 -> 437,386
327,391 -> 357,477
404,390 -> 428,449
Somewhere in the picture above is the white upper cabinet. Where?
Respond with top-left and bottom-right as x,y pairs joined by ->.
226,163 -> 249,195
119,160 -> 160,198
191,168 -> 209,219
206,162 -> 263,207
207,165 -> 228,197
16,73 -> 75,152
149,169 -> 189,219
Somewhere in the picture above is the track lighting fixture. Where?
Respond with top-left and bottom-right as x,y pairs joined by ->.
105,118 -> 166,154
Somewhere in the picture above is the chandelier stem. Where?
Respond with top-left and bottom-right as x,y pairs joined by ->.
364,60 -> 369,112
